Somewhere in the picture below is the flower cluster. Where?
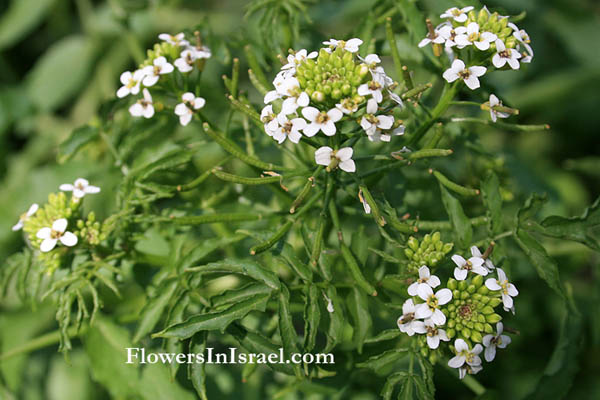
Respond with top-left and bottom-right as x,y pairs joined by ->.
261,39 -> 405,173
14,178 -> 103,273
419,6 -> 533,91
397,244 -> 518,379
116,32 -> 210,126
404,232 -> 454,274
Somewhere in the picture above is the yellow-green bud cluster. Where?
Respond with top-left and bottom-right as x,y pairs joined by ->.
76,212 -> 106,246
404,232 -> 454,273
295,47 -> 370,106
444,275 -> 503,346
142,42 -> 181,67
458,9 -> 517,49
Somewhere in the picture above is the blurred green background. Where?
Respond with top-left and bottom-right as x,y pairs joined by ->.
0,0 -> 599,399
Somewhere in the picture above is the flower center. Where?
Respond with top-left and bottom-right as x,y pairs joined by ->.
153,65 -> 161,75
400,312 -> 415,324
368,81 -> 381,91
315,112 -> 330,124
499,49 -> 511,58
366,114 -> 379,124
50,229 -> 62,239
261,114 -> 274,124
465,352 -> 475,364
127,79 -> 138,89
458,304 -> 473,319
468,32 -> 480,42
426,325 -> 438,337
451,9 -> 461,16
458,69 -> 471,79
499,280 -> 510,294
282,121 -> 293,134
426,295 -> 439,309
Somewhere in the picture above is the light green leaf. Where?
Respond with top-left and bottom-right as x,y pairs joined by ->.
188,332 -> 209,400
303,284 -> 320,353
0,0 -> 56,50
154,292 -> 271,339
133,279 -> 178,343
57,125 -> 99,164
211,282 -> 272,308
25,35 -> 97,111
324,285 -> 344,353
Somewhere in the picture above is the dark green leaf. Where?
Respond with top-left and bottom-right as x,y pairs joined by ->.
356,348 -> 408,371
211,282 -> 272,308
186,258 -> 280,290
133,279 -> 178,343
188,332 -> 209,400
278,284 -> 303,378
324,285 -> 344,353
347,287 -> 371,354
303,284 -> 320,353
58,125 -> 99,164
0,0 -> 56,50
481,171 -> 503,235
439,185 -> 472,249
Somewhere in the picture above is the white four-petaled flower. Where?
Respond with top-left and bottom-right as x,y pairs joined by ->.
174,49 -> 197,73
408,266 -> 441,297
485,268 -> 518,312
443,59 -> 486,90
358,80 -> 384,103
272,113 -> 306,144
174,92 -> 205,126
486,94 -> 510,123
12,204 -> 39,231
492,39 -> 521,70
158,33 -> 189,47
59,178 -> 100,199
117,70 -> 145,98
129,89 -> 155,118
455,22 -> 497,51
360,99 -> 394,136
36,219 -> 78,252
424,318 -> 450,349
142,56 -> 174,87
397,299 -> 427,336
470,245 -> 496,271
322,38 -> 363,53
451,253 -> 488,280
261,105 -> 279,136
448,339 -> 483,369
440,6 -> 474,23
302,107 -> 343,137
282,49 -> 317,70
414,285 -> 452,325
482,322 -> 511,362
314,146 -> 355,173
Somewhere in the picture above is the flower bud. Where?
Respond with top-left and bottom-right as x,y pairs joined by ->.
477,286 -> 489,295
311,91 -> 325,102
486,313 -> 502,323
467,284 -> 476,294
484,323 -> 494,333
461,328 -> 471,339
472,274 -> 484,287
447,328 -> 456,339
488,298 -> 502,307
470,331 -> 483,343
447,278 -> 458,290
481,306 -> 494,315
458,280 -> 467,291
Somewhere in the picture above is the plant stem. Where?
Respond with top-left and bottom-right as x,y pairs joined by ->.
408,83 -> 458,146
0,326 -> 86,361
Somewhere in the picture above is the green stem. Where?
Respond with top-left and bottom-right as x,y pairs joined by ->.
408,83 -> 458,146
450,117 -> 550,132
0,326 -> 86,361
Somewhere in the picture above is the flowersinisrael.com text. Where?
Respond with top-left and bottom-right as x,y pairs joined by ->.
126,347 -> 334,365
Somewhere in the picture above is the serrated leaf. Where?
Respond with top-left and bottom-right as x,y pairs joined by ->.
178,235 -> 246,272
186,258 -> 280,290
188,332 -> 209,400
278,284 -> 303,378
364,329 -> 402,344
58,125 -> 99,163
381,372 -> 408,400
347,287 -> 371,354
481,171 -> 503,235
356,348 -> 408,371
439,185 -> 472,249
133,279 -> 178,343
25,35 -> 97,111
226,323 -> 295,375
211,282 -> 272,308
154,292 -> 270,339
324,285 -> 344,353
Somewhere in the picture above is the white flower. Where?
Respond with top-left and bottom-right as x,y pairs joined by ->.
174,92 -> 205,126
414,286 -> 452,325
191,45 -> 212,59
358,80 -> 384,103
438,25 -> 461,48
302,107 -> 343,137
261,105 -> 279,136
443,59 -> 486,90
116,69 -> 145,98
158,32 -> 189,47
485,268 -> 518,312
492,39 -> 521,70
36,219 -> 78,252
470,245 -> 496,271
451,253 -> 488,280
366,125 -> 405,143
448,339 -> 483,369
263,73 -> 293,104
360,99 -> 394,136
174,49 -> 197,73
281,91 -> 310,114
397,299 -> 427,336
282,49 -> 317,70
272,113 -> 306,144
509,23 -> 534,63
424,319 -> 450,349
59,178 -> 100,199
459,364 -> 483,379
486,94 -> 510,123
323,38 -> 363,53
314,146 -> 356,173
142,56 -> 175,87
408,266 -> 441,297
129,88 -> 155,118
483,322 -> 511,362
336,98 -> 359,115
387,90 -> 404,107
455,23 -> 497,51
418,29 -> 446,48
12,204 -> 39,231
440,6 -> 474,23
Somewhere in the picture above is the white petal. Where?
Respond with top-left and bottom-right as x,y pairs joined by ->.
59,184 -> 74,191
180,113 -> 192,126
336,147 -> 353,161
448,355 -> 465,368
470,66 -> 487,77
418,266 -> 430,279
84,185 -> 101,194
463,75 -> 480,90
411,320 -> 427,334
129,103 -> 144,117
427,335 -> 440,349
357,84 -> 370,96
428,275 -> 441,288
60,231 -> 78,247
454,267 -> 468,281
12,221 -> 24,231
303,123 -> 320,137
52,219 -> 68,233
339,159 -> 356,173
36,227 -> 52,239
507,57 -> 520,70
472,344 -> 483,356
40,238 -> 58,252
414,303 -> 433,319
502,294 -> 514,309
175,103 -> 189,116
288,130 -> 302,144
436,288 -> 452,305
455,339 -> 468,352
407,282 -> 419,296
297,92 -> 309,107
472,265 -> 489,276
443,69 -> 459,83
485,278 -> 502,291
377,115 -> 394,130
117,86 -> 129,98
402,299 -> 415,314
452,254 -> 466,267
142,105 -> 155,119
314,146 -> 333,165
264,90 -> 280,104
327,108 -> 343,122
321,120 -> 337,136
417,284 -> 433,301
142,74 -> 159,87
497,268 -> 507,282
301,107 -> 320,122
366,98 -> 378,114
431,309 -> 446,325
508,284 -> 519,296
498,335 -> 511,348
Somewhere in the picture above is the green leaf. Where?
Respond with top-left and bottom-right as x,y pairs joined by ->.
0,0 -> 56,50
154,292 -> 271,339
134,150 -> 192,181
381,372 -> 407,400
514,228 -> 565,300
57,125 -> 99,164
188,332 -> 209,400
138,362 -> 195,400
324,285 -> 344,353
347,287 -> 371,354
25,35 -> 97,111
226,323 -> 295,375
481,171 -> 503,235
303,284 -> 321,353
364,329 -> 402,344
523,308 -> 582,400
133,279 -> 178,343
211,282 -> 272,308
186,258 -> 280,290
439,184 -> 472,249
178,234 -> 246,272
278,284 -> 303,378
356,348 -> 408,371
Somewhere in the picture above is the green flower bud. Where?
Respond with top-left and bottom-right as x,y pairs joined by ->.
472,293 -> 482,301
477,286 -> 490,295
461,328 -> 471,339
467,284 -> 477,294
472,275 -> 484,287
477,314 -> 486,323
447,328 -> 456,339
447,319 -> 456,328
447,279 -> 458,290
489,298 -> 502,307
477,9 -> 488,25
311,91 -> 325,102
480,295 -> 490,304
484,323 -> 494,333
481,306 -> 494,315
486,313 -> 502,324
458,280 -> 467,291
474,322 -> 485,332
470,331 -> 483,343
